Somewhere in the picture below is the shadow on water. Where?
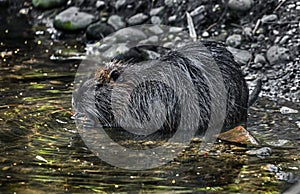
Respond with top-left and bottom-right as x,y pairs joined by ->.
0,5 -> 299,193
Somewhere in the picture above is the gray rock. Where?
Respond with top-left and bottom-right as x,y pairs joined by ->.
151,16 -> 162,25
246,147 -> 272,159
107,15 -> 126,30
261,14 -> 278,23
228,0 -> 254,11
226,34 -> 242,47
150,6 -> 164,16
127,13 -> 149,25
86,22 -> 114,40
201,31 -> 210,38
227,47 -> 252,65
149,25 -> 164,34
114,27 -> 147,42
139,36 -> 159,44
266,46 -> 290,65
254,54 -> 266,64
168,15 -> 177,22
54,7 -> 94,31
32,0 -> 67,9
103,44 -> 130,59
279,35 -> 290,44
115,0 -> 126,9
96,1 -> 105,9
164,0 -> 173,7
190,5 -> 205,17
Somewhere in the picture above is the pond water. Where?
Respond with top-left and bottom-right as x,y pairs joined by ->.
0,9 -> 299,194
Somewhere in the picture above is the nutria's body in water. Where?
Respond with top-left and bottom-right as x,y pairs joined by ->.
73,41 -> 257,141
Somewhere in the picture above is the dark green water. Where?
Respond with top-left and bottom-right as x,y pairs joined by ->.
0,8 -> 299,194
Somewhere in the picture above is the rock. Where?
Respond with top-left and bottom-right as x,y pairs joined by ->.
54,7 -> 94,31
254,54 -> 266,64
86,22 -> 115,40
246,147 -> 273,158
227,47 -> 252,65
279,106 -> 299,114
139,36 -> 159,44
103,44 -> 129,59
261,14 -> 278,23
190,5 -> 205,17
114,27 -> 147,42
107,15 -> 126,30
168,15 -> 177,22
149,25 -> 164,34
201,31 -> 210,38
96,1 -> 105,9
127,13 -> 149,25
32,0 -> 67,9
115,0 -> 126,10
150,6 -> 164,16
266,46 -> 290,65
228,0 -> 254,11
217,125 -> 260,146
150,16 -> 162,25
226,34 -> 242,47
164,0 -> 173,7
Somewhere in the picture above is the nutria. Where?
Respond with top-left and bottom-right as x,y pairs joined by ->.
73,41 -> 259,142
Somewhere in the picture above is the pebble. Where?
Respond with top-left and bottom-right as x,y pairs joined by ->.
53,7 -> 94,31
32,0 -> 67,9
115,0 -> 126,10
114,27 -> 147,42
226,34 -> 242,47
151,16 -> 162,25
190,5 -> 205,17
95,1 -> 105,9
261,14 -> 278,23
266,46 -> 290,65
228,0 -> 254,11
107,15 -> 126,30
86,22 -> 114,40
149,25 -> 164,34
279,35 -> 290,44
279,106 -> 299,114
127,13 -> 149,25
168,15 -> 177,22
164,0 -> 173,7
150,6 -> 164,16
254,54 -> 266,64
201,31 -> 209,38
246,147 -> 272,159
227,47 -> 252,65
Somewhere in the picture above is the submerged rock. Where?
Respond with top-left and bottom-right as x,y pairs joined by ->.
86,22 -> 115,40
54,7 -> 94,31
32,0 -> 67,9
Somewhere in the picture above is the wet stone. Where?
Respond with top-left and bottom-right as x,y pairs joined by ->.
151,16 -> 162,25
168,15 -> 177,22
127,13 -> 149,25
86,22 -> 115,40
114,27 -> 147,42
54,7 -> 94,31
32,0 -> 67,9
261,14 -> 278,23
115,0 -> 126,10
228,0 -> 254,11
266,46 -> 290,65
96,1 -> 105,9
107,15 -> 126,30
226,34 -> 242,47
227,47 -> 252,65
254,54 -> 266,64
246,147 -> 273,159
190,5 -> 205,17
150,6 -> 164,16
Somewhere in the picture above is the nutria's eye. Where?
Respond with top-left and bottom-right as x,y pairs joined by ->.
109,70 -> 120,81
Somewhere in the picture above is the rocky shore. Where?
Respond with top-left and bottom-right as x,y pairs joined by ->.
2,0 -> 300,102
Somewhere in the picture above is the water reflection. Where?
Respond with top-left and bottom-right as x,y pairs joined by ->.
0,7 -> 299,193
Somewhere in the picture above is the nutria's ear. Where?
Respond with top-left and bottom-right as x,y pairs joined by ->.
109,69 -> 120,81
